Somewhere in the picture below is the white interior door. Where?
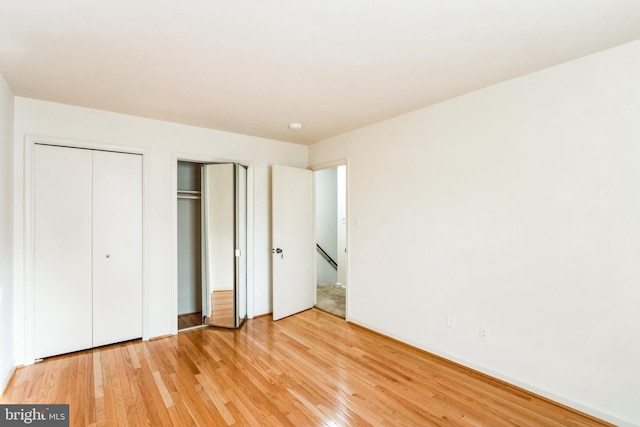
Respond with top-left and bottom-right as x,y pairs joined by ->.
272,165 -> 315,320
92,150 -> 143,347
34,145 -> 93,358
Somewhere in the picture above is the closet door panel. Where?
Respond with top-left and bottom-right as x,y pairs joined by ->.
34,145 -> 93,358
92,151 -> 143,347
202,163 -> 236,327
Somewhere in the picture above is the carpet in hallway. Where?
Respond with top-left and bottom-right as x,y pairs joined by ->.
315,283 -> 345,318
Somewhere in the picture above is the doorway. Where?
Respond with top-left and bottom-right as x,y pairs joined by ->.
314,165 -> 347,318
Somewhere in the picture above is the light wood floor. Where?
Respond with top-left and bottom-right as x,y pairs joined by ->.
2,309 -> 611,426
177,311 -> 202,330
206,289 -> 235,327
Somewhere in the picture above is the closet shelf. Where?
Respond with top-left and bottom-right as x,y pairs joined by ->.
178,189 -> 201,200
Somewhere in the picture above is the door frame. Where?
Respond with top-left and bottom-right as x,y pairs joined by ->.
171,153 -> 254,335
22,135 -> 149,365
310,159 -> 349,320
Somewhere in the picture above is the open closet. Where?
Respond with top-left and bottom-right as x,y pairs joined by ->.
177,161 -> 247,330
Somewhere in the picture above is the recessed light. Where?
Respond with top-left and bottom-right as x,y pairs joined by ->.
288,122 -> 303,130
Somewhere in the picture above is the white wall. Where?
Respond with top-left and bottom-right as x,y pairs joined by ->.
309,40 -> 640,426
0,73 -> 14,391
13,97 -> 307,364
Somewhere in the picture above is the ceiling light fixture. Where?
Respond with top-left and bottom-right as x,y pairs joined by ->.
288,122 -> 303,130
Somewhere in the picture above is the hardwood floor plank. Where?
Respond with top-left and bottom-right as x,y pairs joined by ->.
92,352 -> 106,427
224,387 -> 266,427
195,373 -> 236,425
117,346 -> 143,426
152,370 -> 174,408
1,309 -> 614,426
167,366 -> 220,426
103,348 -> 130,427
70,355 -> 89,426
55,357 -> 71,404
136,363 -> 173,427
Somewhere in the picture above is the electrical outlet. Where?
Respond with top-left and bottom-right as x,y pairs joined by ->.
447,314 -> 456,329
479,325 -> 489,342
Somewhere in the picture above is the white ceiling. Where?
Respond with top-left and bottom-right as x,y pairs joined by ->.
1,1 -> 640,145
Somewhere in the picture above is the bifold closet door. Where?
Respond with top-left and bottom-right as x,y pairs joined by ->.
92,150 -> 142,347
34,145 -> 93,358
202,163 -> 236,327
34,145 -> 142,359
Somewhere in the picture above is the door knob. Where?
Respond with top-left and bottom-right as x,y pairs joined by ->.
273,248 -> 283,259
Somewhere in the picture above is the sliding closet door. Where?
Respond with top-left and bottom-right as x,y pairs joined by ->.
92,150 -> 143,347
34,145 -> 93,358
